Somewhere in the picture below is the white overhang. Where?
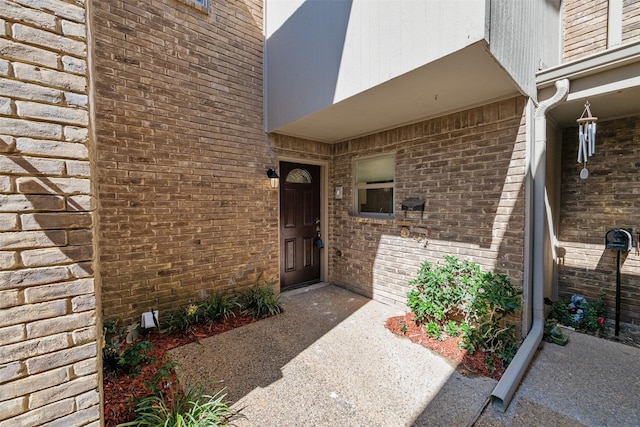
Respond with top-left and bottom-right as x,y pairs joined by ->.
269,42 -> 522,143
537,42 -> 640,127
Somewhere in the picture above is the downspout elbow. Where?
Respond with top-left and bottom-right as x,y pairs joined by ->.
490,79 -> 569,412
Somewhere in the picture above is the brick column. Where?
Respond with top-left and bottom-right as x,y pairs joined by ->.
0,1 -> 100,426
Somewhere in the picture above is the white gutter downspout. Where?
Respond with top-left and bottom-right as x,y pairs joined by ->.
491,79 -> 570,412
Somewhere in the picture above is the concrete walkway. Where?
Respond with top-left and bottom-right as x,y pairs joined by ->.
169,284 -> 640,427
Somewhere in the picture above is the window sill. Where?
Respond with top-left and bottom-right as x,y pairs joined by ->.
174,0 -> 210,14
350,213 -> 395,223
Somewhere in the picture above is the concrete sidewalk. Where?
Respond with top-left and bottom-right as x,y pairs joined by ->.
169,284 -> 640,427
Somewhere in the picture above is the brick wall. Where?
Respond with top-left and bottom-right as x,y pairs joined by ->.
563,0 -> 608,62
558,115 -> 640,325
329,97 -> 527,309
0,1 -> 100,426
623,0 -> 640,43
92,0 -> 276,324
563,0 -> 640,62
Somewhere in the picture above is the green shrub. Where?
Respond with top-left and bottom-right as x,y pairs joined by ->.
164,304 -> 203,334
547,290 -> 607,336
445,320 -> 460,337
238,279 -> 283,319
201,294 -> 240,323
103,339 -> 154,376
118,383 -> 240,427
425,321 -> 443,340
407,256 -> 522,365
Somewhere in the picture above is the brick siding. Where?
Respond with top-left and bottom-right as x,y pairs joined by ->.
623,0 -> 640,43
328,97 -> 527,309
563,0 -> 640,62
92,0 -> 276,324
0,1 -> 100,426
558,115 -> 640,325
563,0 -> 609,62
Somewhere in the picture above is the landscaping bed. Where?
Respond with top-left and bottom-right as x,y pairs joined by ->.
385,312 -> 505,380
103,280 -> 283,426
103,313 -> 257,427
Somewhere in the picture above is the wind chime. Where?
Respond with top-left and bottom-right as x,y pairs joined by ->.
576,101 -> 598,179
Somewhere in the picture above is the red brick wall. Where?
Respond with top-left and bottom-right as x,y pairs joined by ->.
92,0 -> 277,323
558,115 -> 640,325
329,98 -> 528,308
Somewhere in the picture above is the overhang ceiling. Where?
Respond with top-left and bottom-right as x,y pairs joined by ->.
270,42 -> 522,143
537,43 -> 640,128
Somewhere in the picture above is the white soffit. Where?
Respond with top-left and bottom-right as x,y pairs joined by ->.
537,42 -> 640,127
271,42 -> 521,143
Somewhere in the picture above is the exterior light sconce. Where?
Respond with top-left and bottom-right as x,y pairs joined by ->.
267,168 -> 279,188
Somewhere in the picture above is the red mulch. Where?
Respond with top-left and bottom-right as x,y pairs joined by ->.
385,313 -> 505,380
105,311 -> 503,426
103,313 -> 257,427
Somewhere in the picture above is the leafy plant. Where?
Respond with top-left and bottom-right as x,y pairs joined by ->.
118,383 -> 241,427
144,357 -> 177,396
121,340 -> 154,374
164,304 -> 203,334
445,320 -> 460,337
425,321 -> 442,340
406,256 -> 522,366
484,356 -> 495,373
407,256 -> 477,325
103,319 -> 125,373
238,278 -> 283,319
547,290 -> 607,336
399,320 -> 407,335
103,345 -> 123,374
201,294 -> 240,324
104,339 -> 154,376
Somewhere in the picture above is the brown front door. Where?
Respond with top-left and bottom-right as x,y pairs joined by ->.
280,161 -> 321,289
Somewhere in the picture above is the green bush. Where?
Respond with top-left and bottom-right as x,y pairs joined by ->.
103,339 -> 154,376
547,290 -> 607,336
118,383 -> 240,427
238,279 -> 283,319
164,304 -> 203,334
425,321 -> 442,340
445,320 -> 460,337
407,256 -> 522,365
201,294 -> 240,323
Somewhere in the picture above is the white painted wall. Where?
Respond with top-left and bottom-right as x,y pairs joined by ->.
265,0 -> 487,132
488,0 -> 562,97
265,0 -> 563,137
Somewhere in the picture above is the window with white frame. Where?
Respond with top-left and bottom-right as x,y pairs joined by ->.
175,0 -> 210,12
354,155 -> 395,216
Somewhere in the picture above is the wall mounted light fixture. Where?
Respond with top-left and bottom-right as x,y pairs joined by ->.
267,168 -> 279,188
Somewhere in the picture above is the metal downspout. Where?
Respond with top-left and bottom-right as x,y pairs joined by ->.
490,79 -> 569,412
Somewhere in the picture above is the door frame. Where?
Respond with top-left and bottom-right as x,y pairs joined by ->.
276,156 -> 329,292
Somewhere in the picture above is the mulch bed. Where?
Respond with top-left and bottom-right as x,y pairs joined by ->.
103,313 -> 257,427
385,313 -> 505,380
105,311 -> 504,426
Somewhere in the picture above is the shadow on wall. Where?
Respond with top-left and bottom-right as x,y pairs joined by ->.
557,116 -> 640,325
556,245 -> 640,324
2,145 -> 94,278
331,102 -> 528,305
265,0 -> 353,129
92,0 -> 277,324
